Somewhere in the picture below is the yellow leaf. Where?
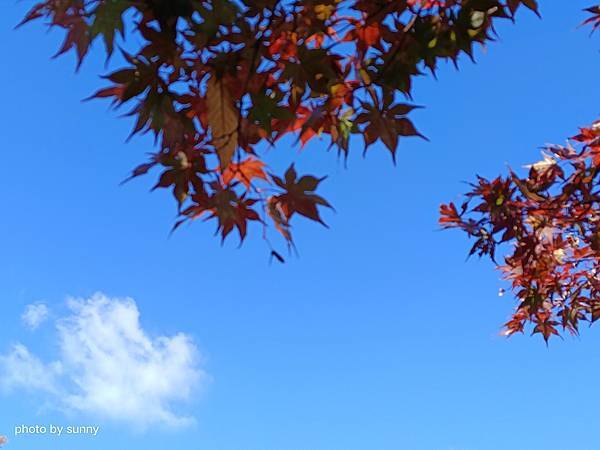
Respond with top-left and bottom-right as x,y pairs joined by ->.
314,4 -> 334,21
206,76 -> 239,167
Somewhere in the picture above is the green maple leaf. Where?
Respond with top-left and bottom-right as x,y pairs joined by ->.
90,0 -> 133,56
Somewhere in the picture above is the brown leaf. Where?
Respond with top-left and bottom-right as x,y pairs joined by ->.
272,165 -> 332,225
206,76 -> 239,168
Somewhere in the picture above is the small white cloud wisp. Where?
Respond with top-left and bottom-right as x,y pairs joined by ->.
21,303 -> 49,330
0,343 -> 62,394
1,293 -> 206,429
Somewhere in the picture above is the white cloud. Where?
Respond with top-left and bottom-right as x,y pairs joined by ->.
0,293 -> 206,429
0,344 -> 62,394
21,303 -> 49,330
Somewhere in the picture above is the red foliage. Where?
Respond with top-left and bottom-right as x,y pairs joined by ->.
21,0 -> 541,257
441,122 -> 600,341
439,8 -> 599,341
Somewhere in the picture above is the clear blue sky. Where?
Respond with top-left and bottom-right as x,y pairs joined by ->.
1,2 -> 599,450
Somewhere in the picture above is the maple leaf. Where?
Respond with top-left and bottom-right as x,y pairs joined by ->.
357,102 -> 424,161
344,22 -> 381,50
532,315 -> 560,344
206,76 -> 239,168
271,165 -> 332,225
510,170 -> 547,202
582,6 -> 600,32
267,195 -> 293,242
222,158 -> 269,188
121,159 -> 158,185
150,148 -> 209,207
54,15 -> 90,68
179,187 -> 261,242
507,0 -> 541,17
439,202 -> 463,228
90,0 -> 133,56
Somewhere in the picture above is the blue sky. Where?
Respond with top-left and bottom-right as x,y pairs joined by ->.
1,2 -> 599,450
